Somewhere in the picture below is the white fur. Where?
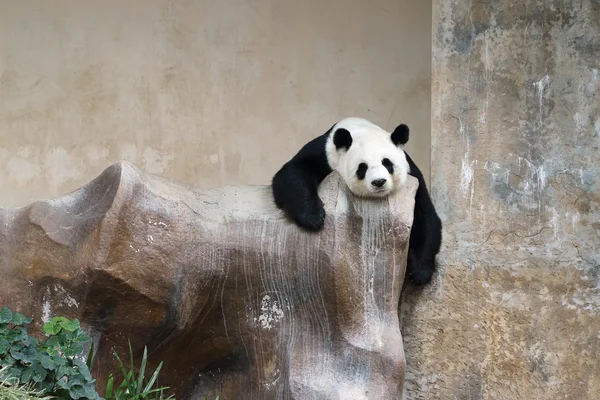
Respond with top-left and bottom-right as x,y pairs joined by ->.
325,117 -> 410,198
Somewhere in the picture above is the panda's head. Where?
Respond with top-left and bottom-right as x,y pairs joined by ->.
325,117 -> 410,198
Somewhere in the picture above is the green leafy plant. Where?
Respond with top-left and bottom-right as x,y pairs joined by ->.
0,307 -> 100,400
0,307 -> 194,400
0,366 -> 55,399
104,341 -> 173,400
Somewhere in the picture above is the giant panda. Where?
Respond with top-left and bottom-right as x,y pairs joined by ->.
271,117 -> 442,286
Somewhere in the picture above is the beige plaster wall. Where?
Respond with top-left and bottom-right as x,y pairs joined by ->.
0,0 -> 432,208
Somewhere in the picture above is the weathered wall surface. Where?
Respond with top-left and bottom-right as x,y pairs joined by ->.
0,0 -> 431,208
401,1 -> 600,399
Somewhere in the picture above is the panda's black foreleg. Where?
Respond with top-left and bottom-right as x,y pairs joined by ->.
272,162 -> 330,232
404,153 -> 442,286
271,131 -> 333,232
406,205 -> 442,285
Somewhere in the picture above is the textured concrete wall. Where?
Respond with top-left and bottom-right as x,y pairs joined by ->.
401,1 -> 600,399
0,0 -> 431,208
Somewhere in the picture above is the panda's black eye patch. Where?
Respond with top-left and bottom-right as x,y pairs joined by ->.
356,163 -> 368,180
382,158 -> 394,174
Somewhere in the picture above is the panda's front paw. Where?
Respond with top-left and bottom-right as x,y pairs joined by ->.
407,254 -> 435,286
294,201 -> 326,232
408,267 -> 434,286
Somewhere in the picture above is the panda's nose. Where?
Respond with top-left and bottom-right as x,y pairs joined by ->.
371,179 -> 387,188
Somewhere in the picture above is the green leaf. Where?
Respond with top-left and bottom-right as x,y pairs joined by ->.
74,329 -> 92,343
69,384 -> 88,399
57,364 -> 73,379
105,374 -> 115,398
21,366 -> 34,383
57,377 -> 69,389
128,341 -> 135,378
39,353 -> 55,369
4,366 -> 21,383
9,347 -> 26,361
60,318 -> 80,332
0,307 -> 12,323
62,342 -> 84,357
53,354 -> 67,366
32,364 -> 48,383
139,386 -> 170,397
67,372 -> 85,387
73,359 -> 93,381
44,335 -> 60,348
112,351 -> 129,379
10,312 -> 26,325
22,335 -> 39,348
43,315 -> 77,335
81,383 -> 100,400
15,346 -> 38,364
42,322 -> 61,336
137,346 -> 148,393
0,337 -> 9,354
143,361 -> 164,394
5,326 -> 27,343
72,342 -> 84,354
86,340 -> 95,369
2,353 -> 16,366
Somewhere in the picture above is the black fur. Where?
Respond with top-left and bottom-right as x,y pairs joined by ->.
390,123 -> 442,285
391,124 -> 409,146
271,121 -> 442,286
356,163 -> 368,180
333,128 -> 353,150
382,158 -> 394,174
271,126 -> 334,231
403,151 -> 442,286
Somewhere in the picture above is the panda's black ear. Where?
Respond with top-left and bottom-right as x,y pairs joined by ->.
391,124 -> 409,146
333,128 -> 353,151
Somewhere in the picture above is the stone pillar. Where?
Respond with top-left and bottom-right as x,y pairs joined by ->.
401,1 -> 600,398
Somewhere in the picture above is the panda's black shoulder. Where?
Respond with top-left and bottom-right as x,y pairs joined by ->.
403,151 -> 422,181
288,123 -> 336,175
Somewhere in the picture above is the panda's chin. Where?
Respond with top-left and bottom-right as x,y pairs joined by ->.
368,188 -> 393,198
349,185 -> 394,199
